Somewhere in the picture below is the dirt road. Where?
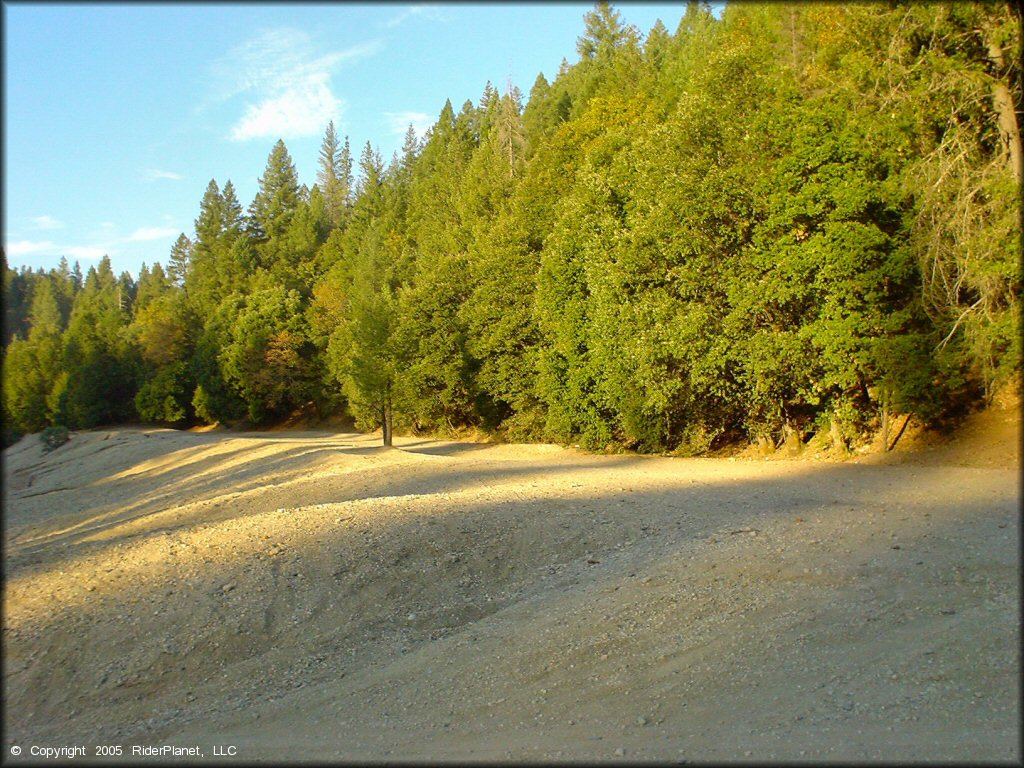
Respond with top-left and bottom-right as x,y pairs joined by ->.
2,404 -> 1019,762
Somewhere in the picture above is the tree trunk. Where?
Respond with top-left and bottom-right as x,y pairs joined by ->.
880,388 -> 891,452
987,38 -> 1022,183
888,412 -> 913,452
782,421 -> 802,455
830,416 -> 847,452
381,399 -> 393,447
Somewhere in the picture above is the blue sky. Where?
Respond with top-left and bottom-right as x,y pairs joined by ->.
4,2 -> 705,279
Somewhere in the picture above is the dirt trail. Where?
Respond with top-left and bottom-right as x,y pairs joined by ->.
2,402 -> 1019,762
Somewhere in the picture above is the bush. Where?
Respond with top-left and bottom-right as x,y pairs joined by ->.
40,425 -> 70,453
135,362 -> 192,425
3,427 -> 24,450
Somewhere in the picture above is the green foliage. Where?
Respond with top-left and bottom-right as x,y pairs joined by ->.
40,425 -> 69,453
3,425 -> 23,450
167,233 -> 192,287
59,258 -> 140,428
189,297 -> 247,425
130,292 -> 196,368
4,2 -> 1018,450
4,336 -> 53,432
318,121 -> 354,230
46,371 -> 70,427
135,362 -> 194,425
327,283 -> 402,430
249,140 -> 301,245
219,283 -> 317,423
191,384 -> 217,425
7,279 -> 67,430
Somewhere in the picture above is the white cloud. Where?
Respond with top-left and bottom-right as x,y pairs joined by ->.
214,29 -> 382,142
31,215 -> 64,230
143,168 -> 183,181
5,239 -> 105,261
230,78 -> 342,142
62,246 -> 107,261
383,111 -> 433,139
385,4 -> 449,29
5,222 -> 176,265
126,226 -> 180,242
7,239 -> 58,256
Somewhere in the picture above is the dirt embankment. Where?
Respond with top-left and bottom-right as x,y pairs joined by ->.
2,397 -> 1019,762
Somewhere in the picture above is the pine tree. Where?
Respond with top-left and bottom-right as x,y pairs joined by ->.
250,139 -> 301,244
52,257 -> 77,329
216,180 -> 250,291
318,121 -> 353,230
221,181 -> 245,241
318,140 -> 414,445
167,233 -> 192,287
60,258 -> 140,427
496,86 -> 527,176
219,282 -> 316,423
2,277 -> 67,431
3,336 -> 54,431
189,180 -> 226,312
355,141 -> 385,199
577,1 -> 632,61
135,262 -> 173,311
2,256 -> 31,345
401,124 -> 421,170
39,0 -> 1008,448
28,274 -> 63,336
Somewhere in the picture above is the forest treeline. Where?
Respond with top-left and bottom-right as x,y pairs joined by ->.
4,2 -> 1021,452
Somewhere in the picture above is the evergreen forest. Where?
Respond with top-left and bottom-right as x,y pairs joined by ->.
3,2 -> 1021,453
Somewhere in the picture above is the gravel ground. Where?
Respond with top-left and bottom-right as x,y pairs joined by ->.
2,399 -> 1019,763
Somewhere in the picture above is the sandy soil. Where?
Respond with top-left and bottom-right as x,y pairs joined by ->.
2,399 -> 1020,763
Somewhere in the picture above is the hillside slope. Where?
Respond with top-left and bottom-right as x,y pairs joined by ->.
2,399 -> 1019,762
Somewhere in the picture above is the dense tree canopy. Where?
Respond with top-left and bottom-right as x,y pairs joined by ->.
4,2 -> 1020,452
